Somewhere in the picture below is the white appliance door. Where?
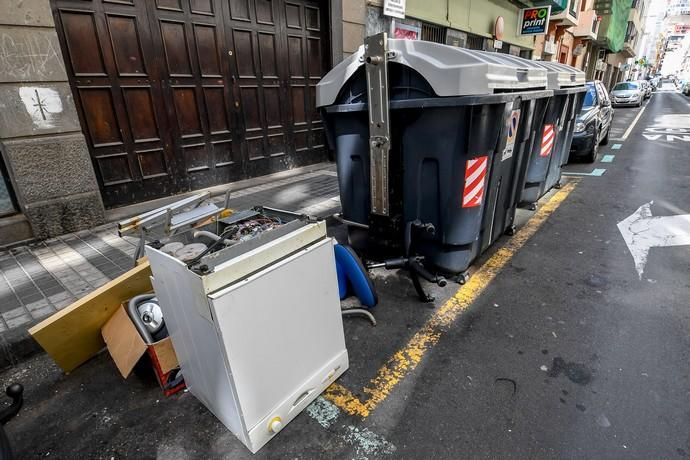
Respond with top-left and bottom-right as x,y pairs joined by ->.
209,239 -> 346,430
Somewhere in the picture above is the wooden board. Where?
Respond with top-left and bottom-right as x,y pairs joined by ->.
28,261 -> 153,373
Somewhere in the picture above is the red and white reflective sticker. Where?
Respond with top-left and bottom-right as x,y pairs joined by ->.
540,124 -> 555,157
462,156 -> 488,208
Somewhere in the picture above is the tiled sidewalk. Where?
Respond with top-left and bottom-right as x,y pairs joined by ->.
0,169 -> 340,332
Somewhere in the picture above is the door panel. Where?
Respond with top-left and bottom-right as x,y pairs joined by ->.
52,0 -> 329,207
54,0 -> 180,206
172,87 -> 204,138
160,20 -> 194,77
60,10 -> 107,76
106,14 -> 147,76
79,88 -> 123,147
226,0 -> 289,167
152,1 -> 242,190
284,1 -> 327,157
122,88 -> 160,142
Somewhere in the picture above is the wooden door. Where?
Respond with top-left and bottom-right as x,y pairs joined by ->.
53,0 -> 181,206
149,0 -> 242,191
224,0 -> 328,177
52,0 -> 330,208
282,1 -> 329,167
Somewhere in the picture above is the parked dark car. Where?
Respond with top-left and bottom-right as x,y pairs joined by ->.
570,81 -> 614,163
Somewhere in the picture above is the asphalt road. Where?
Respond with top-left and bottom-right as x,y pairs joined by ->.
2,89 -> 690,459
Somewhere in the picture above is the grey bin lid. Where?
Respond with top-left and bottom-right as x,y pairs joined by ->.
531,60 -> 586,90
316,39 -> 548,107
476,51 -> 585,90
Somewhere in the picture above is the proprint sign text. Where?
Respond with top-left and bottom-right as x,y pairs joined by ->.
518,6 -> 550,36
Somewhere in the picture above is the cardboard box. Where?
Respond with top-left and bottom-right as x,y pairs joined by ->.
102,304 -> 185,396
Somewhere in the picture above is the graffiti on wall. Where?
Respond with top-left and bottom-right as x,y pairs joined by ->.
0,31 -> 66,81
18,87 -> 64,129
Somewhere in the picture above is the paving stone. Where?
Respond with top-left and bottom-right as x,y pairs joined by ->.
48,291 -> 73,301
28,305 -> 55,320
18,293 -> 44,305
25,299 -> 49,313
2,307 -> 31,329
4,312 -> 31,328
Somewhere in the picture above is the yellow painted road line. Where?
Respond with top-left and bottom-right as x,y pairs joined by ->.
324,180 -> 579,418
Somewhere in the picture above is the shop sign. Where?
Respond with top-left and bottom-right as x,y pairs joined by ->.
384,0 -> 406,19
393,22 -> 420,40
518,6 -> 551,36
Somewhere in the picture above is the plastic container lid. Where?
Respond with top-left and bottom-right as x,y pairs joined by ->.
531,60 -> 586,89
316,39 -> 549,107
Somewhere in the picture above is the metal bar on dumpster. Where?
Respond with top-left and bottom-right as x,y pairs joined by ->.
364,32 -> 391,216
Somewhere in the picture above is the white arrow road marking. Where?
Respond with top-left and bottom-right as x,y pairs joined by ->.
617,201 -> 690,279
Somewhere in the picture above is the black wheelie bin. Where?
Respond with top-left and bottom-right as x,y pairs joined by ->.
317,34 -> 552,275
519,61 -> 586,207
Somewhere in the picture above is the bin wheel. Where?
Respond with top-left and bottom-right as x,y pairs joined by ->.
528,203 -> 537,211
505,225 -> 517,236
455,272 -> 470,285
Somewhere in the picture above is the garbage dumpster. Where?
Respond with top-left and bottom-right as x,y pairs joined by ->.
317,34 -> 552,275
519,61 -> 586,207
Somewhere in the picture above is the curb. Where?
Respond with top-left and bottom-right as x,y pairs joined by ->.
0,320 -> 44,371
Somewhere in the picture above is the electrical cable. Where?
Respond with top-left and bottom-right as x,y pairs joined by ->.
341,308 -> 377,326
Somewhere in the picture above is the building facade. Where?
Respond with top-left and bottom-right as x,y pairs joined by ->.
658,0 -> 690,75
344,0 -> 536,58
0,0 -> 105,243
0,0 -> 353,244
532,0 -> 601,70
586,0 -> 643,89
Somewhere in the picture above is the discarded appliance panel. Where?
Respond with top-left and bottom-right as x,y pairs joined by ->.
146,217 -> 348,453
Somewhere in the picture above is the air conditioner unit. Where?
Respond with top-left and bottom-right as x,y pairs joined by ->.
595,59 -> 607,71
544,40 -> 557,55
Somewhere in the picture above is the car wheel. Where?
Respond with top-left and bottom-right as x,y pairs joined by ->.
586,133 -> 599,163
637,100 -> 642,107
600,127 -> 610,146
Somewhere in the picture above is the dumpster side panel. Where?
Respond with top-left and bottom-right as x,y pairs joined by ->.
327,112 -> 370,225
520,94 -> 566,205
544,91 -> 585,192
559,92 -> 586,167
479,98 -> 531,253
401,102 -> 510,274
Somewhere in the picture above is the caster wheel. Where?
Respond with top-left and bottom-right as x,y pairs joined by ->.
455,272 -> 470,285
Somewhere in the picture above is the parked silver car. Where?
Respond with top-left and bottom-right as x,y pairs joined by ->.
638,80 -> 651,99
610,81 -> 643,107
